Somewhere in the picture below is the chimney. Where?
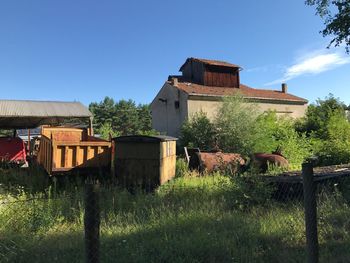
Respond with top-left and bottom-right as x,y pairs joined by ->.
171,77 -> 178,86
281,83 -> 288,93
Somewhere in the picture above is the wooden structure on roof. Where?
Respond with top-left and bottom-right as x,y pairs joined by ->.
179,57 -> 241,88
37,126 -> 111,175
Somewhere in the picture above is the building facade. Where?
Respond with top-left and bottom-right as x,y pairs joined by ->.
151,58 -> 308,137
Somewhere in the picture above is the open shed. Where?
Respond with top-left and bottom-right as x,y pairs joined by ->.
0,100 -> 109,172
0,100 -> 93,131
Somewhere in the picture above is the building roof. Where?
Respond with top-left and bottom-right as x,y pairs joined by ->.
173,81 -> 308,104
180,57 -> 241,71
0,100 -> 92,129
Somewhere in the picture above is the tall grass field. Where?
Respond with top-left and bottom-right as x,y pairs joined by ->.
0,165 -> 350,262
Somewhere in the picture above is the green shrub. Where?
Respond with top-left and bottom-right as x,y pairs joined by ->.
314,112 -> 350,166
296,94 -> 347,138
180,96 -> 314,170
254,111 -> 312,169
98,122 -> 121,140
180,111 -> 216,150
215,95 -> 259,155
175,158 -> 189,177
220,174 -> 273,210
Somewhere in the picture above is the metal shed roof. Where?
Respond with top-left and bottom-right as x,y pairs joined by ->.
0,100 -> 92,129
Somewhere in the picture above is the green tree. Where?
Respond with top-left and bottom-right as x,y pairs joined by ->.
114,99 -> 140,135
316,111 -> 350,165
89,97 -> 153,136
137,104 -> 152,132
215,95 -> 259,155
294,94 -> 350,166
296,94 -> 347,138
306,0 -> 350,52
89,96 -> 117,130
180,111 -> 216,150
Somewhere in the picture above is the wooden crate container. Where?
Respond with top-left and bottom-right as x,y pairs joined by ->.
113,135 -> 177,189
37,127 -> 111,175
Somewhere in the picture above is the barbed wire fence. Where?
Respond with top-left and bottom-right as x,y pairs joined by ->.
1,164 -> 350,262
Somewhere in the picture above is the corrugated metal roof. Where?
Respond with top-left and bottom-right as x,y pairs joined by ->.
0,100 -> 92,129
0,100 -> 92,118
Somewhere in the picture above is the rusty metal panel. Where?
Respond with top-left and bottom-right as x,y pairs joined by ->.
189,151 -> 245,173
42,127 -> 85,142
252,153 -> 289,173
37,128 -> 111,174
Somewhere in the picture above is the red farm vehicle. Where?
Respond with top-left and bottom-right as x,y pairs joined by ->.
0,135 -> 27,167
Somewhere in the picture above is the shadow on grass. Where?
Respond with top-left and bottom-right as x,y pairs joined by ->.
0,231 -> 84,263
1,175 -> 350,262
100,213 -> 305,263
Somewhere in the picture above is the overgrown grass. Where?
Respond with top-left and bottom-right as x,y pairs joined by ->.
1,168 -> 350,262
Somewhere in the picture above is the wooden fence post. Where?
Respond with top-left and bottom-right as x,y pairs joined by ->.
85,182 -> 100,263
302,162 -> 319,263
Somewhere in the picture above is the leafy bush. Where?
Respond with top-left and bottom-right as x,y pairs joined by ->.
175,158 -> 189,177
296,94 -> 347,139
98,122 -> 121,140
314,112 -> 350,166
296,95 -> 350,166
255,111 -> 312,169
180,95 -> 260,155
180,111 -> 216,150
215,95 -> 259,155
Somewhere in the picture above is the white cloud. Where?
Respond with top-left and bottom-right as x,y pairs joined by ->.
265,50 -> 350,86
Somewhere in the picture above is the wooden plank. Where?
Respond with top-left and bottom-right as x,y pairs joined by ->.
76,146 -> 81,166
67,146 -> 74,168
47,142 -> 50,173
52,143 -> 56,170
97,146 -> 103,155
87,146 -> 92,161
37,130 -> 112,174
54,141 -> 111,147
64,146 -> 69,168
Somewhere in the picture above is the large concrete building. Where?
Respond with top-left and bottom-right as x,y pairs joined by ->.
151,58 -> 308,137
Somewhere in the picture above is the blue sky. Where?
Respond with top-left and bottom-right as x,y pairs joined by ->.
1,0 -> 350,106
